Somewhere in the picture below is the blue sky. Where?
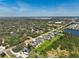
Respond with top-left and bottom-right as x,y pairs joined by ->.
0,0 -> 79,17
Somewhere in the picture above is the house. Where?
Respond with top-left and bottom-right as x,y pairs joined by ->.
35,39 -> 42,45
55,22 -> 62,24
22,48 -> 30,53
10,49 -> 29,58
43,35 -> 51,40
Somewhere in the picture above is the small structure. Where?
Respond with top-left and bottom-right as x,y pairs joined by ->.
22,48 -> 30,53
55,22 -> 62,24
10,49 -> 29,58
0,45 -> 5,52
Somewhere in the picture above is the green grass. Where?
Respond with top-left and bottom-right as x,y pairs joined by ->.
35,35 -> 61,52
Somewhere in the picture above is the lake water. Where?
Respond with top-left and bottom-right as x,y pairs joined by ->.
64,29 -> 79,36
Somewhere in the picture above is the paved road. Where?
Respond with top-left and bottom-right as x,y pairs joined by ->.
34,22 -> 73,40
0,39 -> 31,54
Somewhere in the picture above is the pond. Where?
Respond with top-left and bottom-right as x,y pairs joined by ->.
64,29 -> 79,36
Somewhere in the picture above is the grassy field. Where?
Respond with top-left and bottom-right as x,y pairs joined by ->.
35,35 -> 61,52
29,34 -> 62,58
47,32 -> 79,58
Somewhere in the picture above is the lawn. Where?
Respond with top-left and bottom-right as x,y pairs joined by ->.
35,35 -> 62,53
